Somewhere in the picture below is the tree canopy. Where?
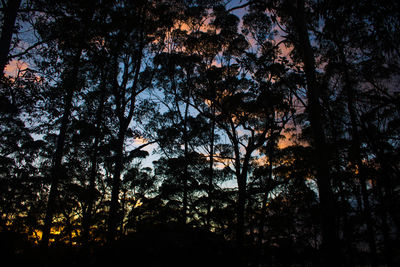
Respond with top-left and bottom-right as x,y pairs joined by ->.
1,0 -> 399,266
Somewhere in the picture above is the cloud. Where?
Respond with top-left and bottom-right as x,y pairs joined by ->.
133,137 -> 148,145
4,60 -> 29,77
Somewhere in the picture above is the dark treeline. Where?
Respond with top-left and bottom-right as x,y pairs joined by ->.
0,0 -> 399,266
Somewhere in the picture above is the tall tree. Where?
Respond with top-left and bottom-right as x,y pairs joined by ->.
33,0 -> 98,247
318,0 -> 400,262
0,0 -> 21,76
103,0 -> 179,243
244,0 -> 340,261
290,1 -> 338,262
191,9 -> 292,247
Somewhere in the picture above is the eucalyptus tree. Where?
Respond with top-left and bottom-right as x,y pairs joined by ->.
30,0 -> 100,247
317,0 -> 381,260
151,46 -> 215,224
239,1 -> 341,262
0,0 -> 57,244
100,0 -> 182,243
0,0 -> 22,76
63,66 -> 114,246
239,0 -> 400,264
0,82 -> 45,235
146,2 -> 231,226
317,0 -> 400,262
77,66 -> 113,245
151,51 -> 204,223
185,5 -> 294,247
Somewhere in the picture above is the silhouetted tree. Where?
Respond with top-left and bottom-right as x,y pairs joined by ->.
31,0 -> 99,247
100,0 -> 182,243
0,0 -> 21,76
0,0 -> 399,266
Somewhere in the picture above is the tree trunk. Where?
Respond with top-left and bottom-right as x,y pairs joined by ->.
41,50 -> 82,248
0,0 -> 21,77
107,129 -> 125,244
360,119 -> 400,231
236,171 -> 246,247
327,96 -> 353,256
292,0 -> 339,263
107,32 -> 144,243
236,145 -> 252,248
231,132 -> 245,247
339,44 -> 378,265
82,73 -> 107,246
259,130 -> 274,248
206,112 -> 215,228
376,178 -> 393,265
182,100 -> 190,224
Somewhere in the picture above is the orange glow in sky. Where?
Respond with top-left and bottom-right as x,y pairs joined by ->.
4,60 -> 29,77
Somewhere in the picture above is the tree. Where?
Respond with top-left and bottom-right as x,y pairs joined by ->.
243,0 -> 340,262
32,0 -> 99,247
318,0 -> 400,262
0,0 -> 22,76
191,6 -> 293,247
0,0 -> 399,265
101,0 -> 180,243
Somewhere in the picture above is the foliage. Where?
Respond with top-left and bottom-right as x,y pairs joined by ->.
0,0 -> 399,265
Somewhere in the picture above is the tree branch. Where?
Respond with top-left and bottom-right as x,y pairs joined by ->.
130,140 -> 157,153
8,40 -> 46,60
227,1 -> 255,13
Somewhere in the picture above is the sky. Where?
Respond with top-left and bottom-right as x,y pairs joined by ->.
136,0 -> 250,170
129,0 -> 299,189
4,0 -> 296,189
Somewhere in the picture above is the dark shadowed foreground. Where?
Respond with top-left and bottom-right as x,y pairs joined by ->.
2,222 -> 398,266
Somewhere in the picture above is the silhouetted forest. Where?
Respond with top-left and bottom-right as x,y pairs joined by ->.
1,0 -> 399,266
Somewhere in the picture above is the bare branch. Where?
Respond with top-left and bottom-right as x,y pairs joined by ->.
8,40 -> 46,60
130,140 -> 157,152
